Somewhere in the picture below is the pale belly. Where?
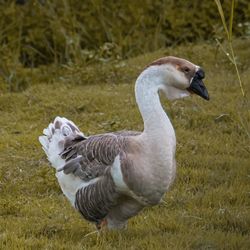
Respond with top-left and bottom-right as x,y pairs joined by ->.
127,154 -> 176,206
145,159 -> 176,205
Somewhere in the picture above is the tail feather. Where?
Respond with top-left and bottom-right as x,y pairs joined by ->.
39,116 -> 89,206
39,116 -> 85,170
39,135 -> 49,152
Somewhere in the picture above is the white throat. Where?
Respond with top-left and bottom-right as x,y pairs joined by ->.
135,67 -> 175,140
134,66 -> 177,195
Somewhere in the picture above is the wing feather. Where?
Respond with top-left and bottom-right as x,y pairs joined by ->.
59,131 -> 140,181
75,171 -> 119,223
59,130 -> 141,224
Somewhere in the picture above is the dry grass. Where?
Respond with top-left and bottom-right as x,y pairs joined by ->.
0,40 -> 250,249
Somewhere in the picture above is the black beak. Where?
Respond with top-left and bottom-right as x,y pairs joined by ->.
187,68 -> 209,100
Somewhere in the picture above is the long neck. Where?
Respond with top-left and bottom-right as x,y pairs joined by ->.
135,70 -> 175,142
134,69 -> 177,195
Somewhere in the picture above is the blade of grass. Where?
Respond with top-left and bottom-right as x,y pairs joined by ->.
229,0 -> 234,42
229,43 -> 245,97
215,38 -> 234,64
214,0 -> 248,140
214,0 -> 229,40
214,0 -> 245,97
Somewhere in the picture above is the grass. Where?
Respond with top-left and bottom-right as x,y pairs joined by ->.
214,0 -> 249,141
1,1 -> 250,67
215,0 -> 245,97
0,39 -> 250,249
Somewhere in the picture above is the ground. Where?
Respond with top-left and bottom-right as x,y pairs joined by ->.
0,39 -> 249,249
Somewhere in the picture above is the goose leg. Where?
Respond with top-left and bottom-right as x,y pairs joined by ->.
96,218 -> 108,230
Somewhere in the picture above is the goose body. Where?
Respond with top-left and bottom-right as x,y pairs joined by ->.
39,56 -> 209,229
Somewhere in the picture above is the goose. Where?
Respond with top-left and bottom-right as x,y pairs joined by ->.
39,56 -> 209,230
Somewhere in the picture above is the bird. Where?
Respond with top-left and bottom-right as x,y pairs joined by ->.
39,56 -> 209,230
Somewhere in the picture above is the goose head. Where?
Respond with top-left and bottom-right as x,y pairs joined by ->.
144,56 -> 209,101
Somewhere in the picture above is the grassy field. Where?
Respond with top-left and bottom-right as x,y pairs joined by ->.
0,39 -> 250,249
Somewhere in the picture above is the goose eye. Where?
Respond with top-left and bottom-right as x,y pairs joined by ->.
183,67 -> 190,73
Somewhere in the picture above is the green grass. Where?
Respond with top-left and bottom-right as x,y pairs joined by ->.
0,39 -> 250,249
1,1 -> 250,67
